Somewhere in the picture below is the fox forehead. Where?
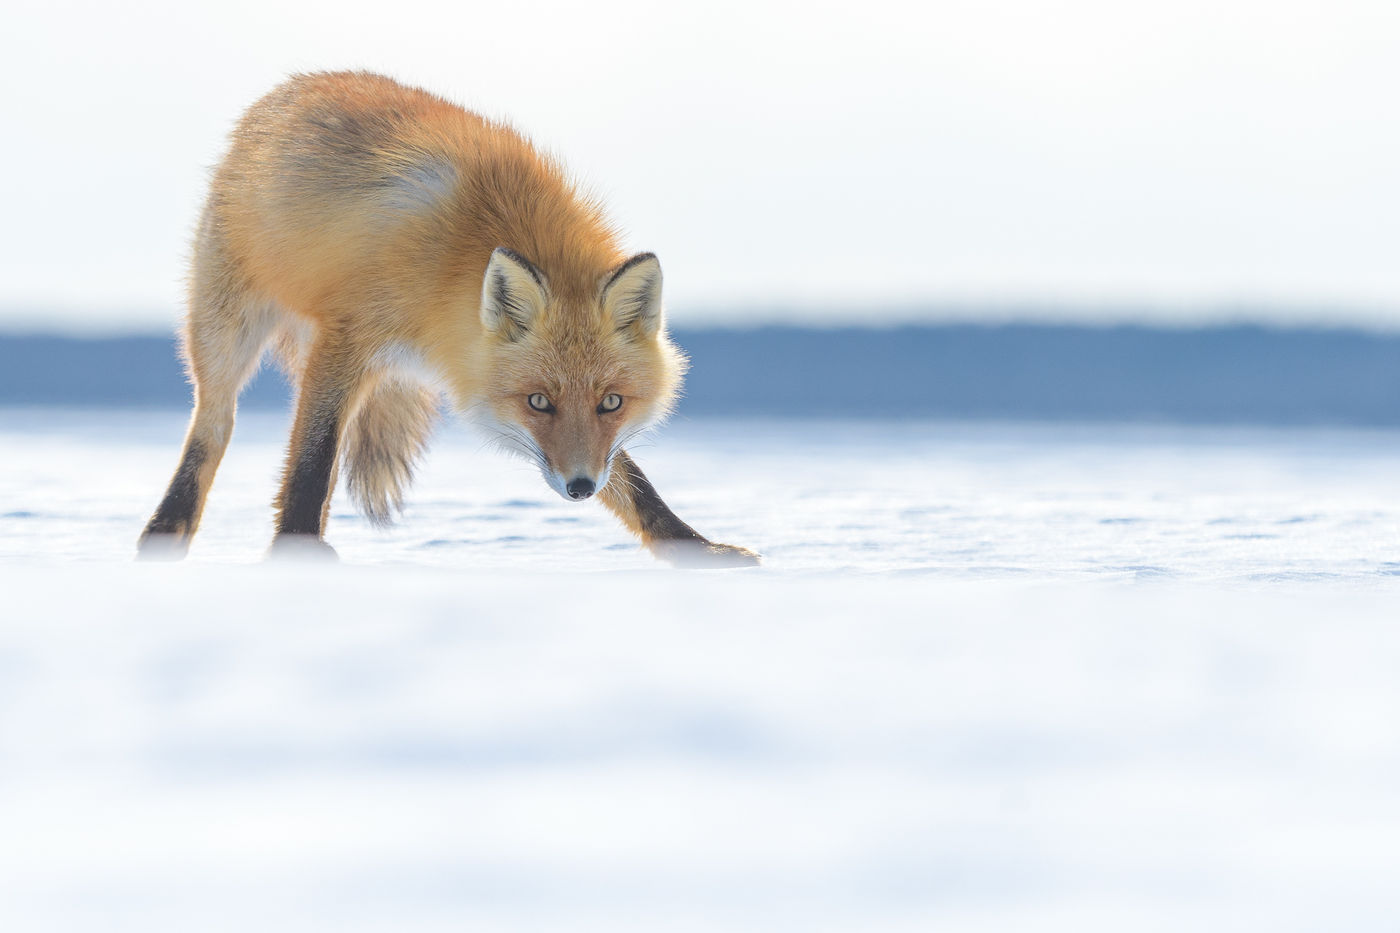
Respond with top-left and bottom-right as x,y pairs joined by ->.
497,328 -> 661,387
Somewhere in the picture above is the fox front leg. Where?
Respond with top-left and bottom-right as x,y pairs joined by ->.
599,450 -> 760,568
267,339 -> 362,559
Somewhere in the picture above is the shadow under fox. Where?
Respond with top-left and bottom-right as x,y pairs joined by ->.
139,71 -> 759,567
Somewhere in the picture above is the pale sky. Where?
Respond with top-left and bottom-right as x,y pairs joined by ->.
2,0 -> 1397,332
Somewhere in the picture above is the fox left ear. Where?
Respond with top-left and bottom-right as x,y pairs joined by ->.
481,247 -> 548,340
602,253 -> 664,338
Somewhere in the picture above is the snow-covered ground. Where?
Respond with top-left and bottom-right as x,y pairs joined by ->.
2,408 -> 1400,931
7,407 -> 1400,578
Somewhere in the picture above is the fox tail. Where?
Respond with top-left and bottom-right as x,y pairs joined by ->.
343,379 -> 441,527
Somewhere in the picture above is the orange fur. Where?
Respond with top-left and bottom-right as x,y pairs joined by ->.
137,71 -> 757,567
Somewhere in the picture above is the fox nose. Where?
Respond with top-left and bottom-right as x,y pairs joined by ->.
566,477 -> 595,500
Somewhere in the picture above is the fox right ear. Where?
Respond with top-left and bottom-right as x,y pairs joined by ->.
602,252 -> 664,339
481,248 -> 547,339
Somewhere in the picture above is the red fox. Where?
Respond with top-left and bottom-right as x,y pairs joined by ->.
138,71 -> 759,567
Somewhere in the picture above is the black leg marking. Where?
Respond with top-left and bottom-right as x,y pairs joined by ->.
138,439 -> 206,557
616,452 -> 706,544
613,452 -> 760,568
277,416 -> 341,538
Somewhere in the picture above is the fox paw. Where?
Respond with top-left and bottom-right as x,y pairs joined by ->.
267,534 -> 340,561
657,540 -> 762,569
136,531 -> 191,562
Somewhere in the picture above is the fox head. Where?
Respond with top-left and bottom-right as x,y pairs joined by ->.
475,247 -> 687,501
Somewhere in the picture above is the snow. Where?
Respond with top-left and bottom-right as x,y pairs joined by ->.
2,408 -> 1400,930
7,408 -> 1400,578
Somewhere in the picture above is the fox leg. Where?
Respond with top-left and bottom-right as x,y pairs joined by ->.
138,210 -> 278,559
268,333 -> 367,557
599,450 -> 760,568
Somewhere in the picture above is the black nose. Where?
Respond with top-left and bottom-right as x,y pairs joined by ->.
566,477 -> 595,500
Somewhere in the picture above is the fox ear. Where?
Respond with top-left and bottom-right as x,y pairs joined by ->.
602,253 -> 664,338
481,247 -> 548,339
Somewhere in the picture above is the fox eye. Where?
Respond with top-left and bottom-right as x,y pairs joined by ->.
528,393 -> 554,413
598,393 -> 623,414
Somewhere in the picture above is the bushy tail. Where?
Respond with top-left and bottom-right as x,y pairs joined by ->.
343,379 -> 440,527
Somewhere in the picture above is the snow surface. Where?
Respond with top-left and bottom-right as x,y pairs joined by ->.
2,408 -> 1400,931
7,408 -> 1400,578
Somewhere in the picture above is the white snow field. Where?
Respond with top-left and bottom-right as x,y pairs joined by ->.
2,407 -> 1400,931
